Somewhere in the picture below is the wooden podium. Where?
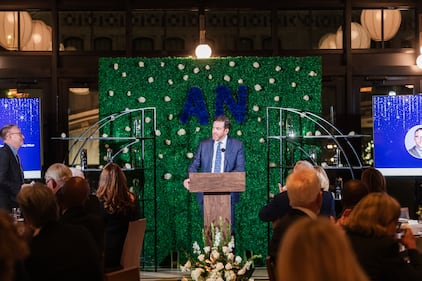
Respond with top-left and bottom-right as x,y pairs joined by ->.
189,172 -> 245,233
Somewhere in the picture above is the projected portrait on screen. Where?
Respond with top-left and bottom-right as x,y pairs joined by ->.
406,127 -> 422,159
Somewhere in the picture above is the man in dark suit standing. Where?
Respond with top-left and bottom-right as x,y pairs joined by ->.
0,124 -> 25,210
183,115 -> 245,229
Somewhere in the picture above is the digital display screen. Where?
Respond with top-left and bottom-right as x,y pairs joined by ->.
0,98 -> 42,179
373,95 -> 422,176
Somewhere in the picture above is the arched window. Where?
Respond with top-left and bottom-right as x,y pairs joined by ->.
133,37 -> 154,51
63,36 -> 84,51
94,37 -> 112,51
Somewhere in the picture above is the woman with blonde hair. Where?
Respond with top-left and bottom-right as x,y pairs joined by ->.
343,192 -> 422,281
277,217 -> 369,281
96,162 -> 141,272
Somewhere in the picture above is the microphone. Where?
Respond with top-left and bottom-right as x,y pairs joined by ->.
221,148 -> 226,153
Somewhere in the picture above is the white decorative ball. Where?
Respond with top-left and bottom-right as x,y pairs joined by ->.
195,127 -> 201,132
238,79 -> 243,84
229,61 -> 235,67
186,152 -> 194,159
309,71 -> 317,77
148,77 -> 154,83
269,78 -> 275,84
145,117 -> 151,123
158,154 -> 164,159
121,72 -> 126,77
102,133 -> 108,138
138,97 -> 146,103
303,95 -> 310,101
165,139 -> 171,145
125,126 -> 131,132
108,90 -> 114,96
237,130 -> 242,136
164,173 -> 172,180
291,82 -> 297,87
253,62 -> 260,68
168,79 -> 173,85
178,64 -> 185,70
113,63 -> 118,70
295,66 -> 301,71
205,65 -> 210,70
224,75 -> 231,82
193,67 -> 200,73
183,75 -> 189,81
274,96 -> 280,102
138,61 -> 145,67
164,96 -> 171,102
126,91 -> 131,96
168,114 -> 173,120
259,138 -> 265,143
253,105 -> 260,112
275,66 -> 282,71
254,84 -> 262,91
155,130 -> 161,136
160,62 -> 165,67
125,163 -> 131,169
177,128 -> 186,136
60,132 -> 66,138
208,74 -> 213,80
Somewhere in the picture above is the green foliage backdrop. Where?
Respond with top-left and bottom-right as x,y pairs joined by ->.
98,56 -> 321,266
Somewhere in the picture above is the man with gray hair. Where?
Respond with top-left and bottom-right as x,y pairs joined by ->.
268,167 -> 322,260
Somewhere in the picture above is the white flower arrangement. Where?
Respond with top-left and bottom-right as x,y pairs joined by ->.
180,221 -> 260,281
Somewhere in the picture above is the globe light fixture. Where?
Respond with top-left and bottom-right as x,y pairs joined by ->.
416,47 -> 422,70
360,9 -> 401,42
195,12 -> 212,59
0,11 -> 33,50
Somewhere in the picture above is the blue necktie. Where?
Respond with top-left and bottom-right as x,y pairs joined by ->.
214,141 -> 222,173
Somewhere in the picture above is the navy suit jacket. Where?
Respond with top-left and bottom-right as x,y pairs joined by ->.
0,144 -> 24,210
188,136 -> 245,173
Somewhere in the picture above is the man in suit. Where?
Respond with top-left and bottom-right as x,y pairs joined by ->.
408,127 -> 422,158
183,115 -> 245,230
0,124 -> 25,210
268,167 -> 322,260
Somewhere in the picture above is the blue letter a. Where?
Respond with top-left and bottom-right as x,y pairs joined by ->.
180,86 -> 209,125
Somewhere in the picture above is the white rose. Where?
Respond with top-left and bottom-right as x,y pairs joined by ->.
291,82 -> 297,87
274,96 -> 280,102
253,62 -> 260,68
168,79 -> 173,85
186,152 -> 193,159
155,130 -> 161,136
158,154 -> 164,159
275,65 -> 281,71
124,163 -> 131,169
177,128 -> 186,136
224,75 -> 230,81
164,96 -> 171,102
168,114 -> 174,120
121,72 -> 126,77
303,95 -> 310,101
269,78 -> 275,84
195,127 -> 201,132
183,75 -> 189,81
208,74 -> 213,80
164,173 -> 172,180
238,79 -> 243,84
148,77 -> 154,83
198,254 -> 205,261
125,126 -> 131,132
237,130 -> 242,136
203,246 -> 210,253
102,133 -> 108,138
191,268 -> 204,281
253,105 -> 259,111
108,90 -> 114,96
229,61 -> 235,67
309,70 -> 317,76
145,117 -> 151,123
295,66 -> 301,71
180,260 -> 191,272
113,63 -> 118,70
215,262 -> 224,271
193,67 -> 200,73
178,64 -> 185,70
138,97 -> 146,103
126,91 -> 131,96
205,65 -> 210,70
165,139 -> 171,145
60,132 -> 66,138
160,62 -> 165,67
138,61 -> 145,67
259,138 -> 265,143
257,117 -> 262,122
211,250 -> 220,261
254,84 -> 262,91
122,147 -> 129,153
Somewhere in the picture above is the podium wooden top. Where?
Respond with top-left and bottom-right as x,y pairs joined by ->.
188,172 -> 245,193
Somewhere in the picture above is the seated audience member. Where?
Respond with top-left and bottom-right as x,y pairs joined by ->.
268,167 -> 321,260
44,163 -> 72,194
0,210 -> 29,281
336,179 -> 368,225
259,162 -> 333,224
69,166 -> 101,215
58,177 -> 104,257
343,192 -> 422,281
17,183 -> 102,281
361,167 -> 387,193
277,217 -> 369,281
96,163 -> 141,272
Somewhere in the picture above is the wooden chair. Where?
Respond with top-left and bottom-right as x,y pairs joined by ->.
104,219 -> 147,281
265,255 -> 276,281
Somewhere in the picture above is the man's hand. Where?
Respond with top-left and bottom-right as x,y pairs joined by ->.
183,178 -> 190,190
